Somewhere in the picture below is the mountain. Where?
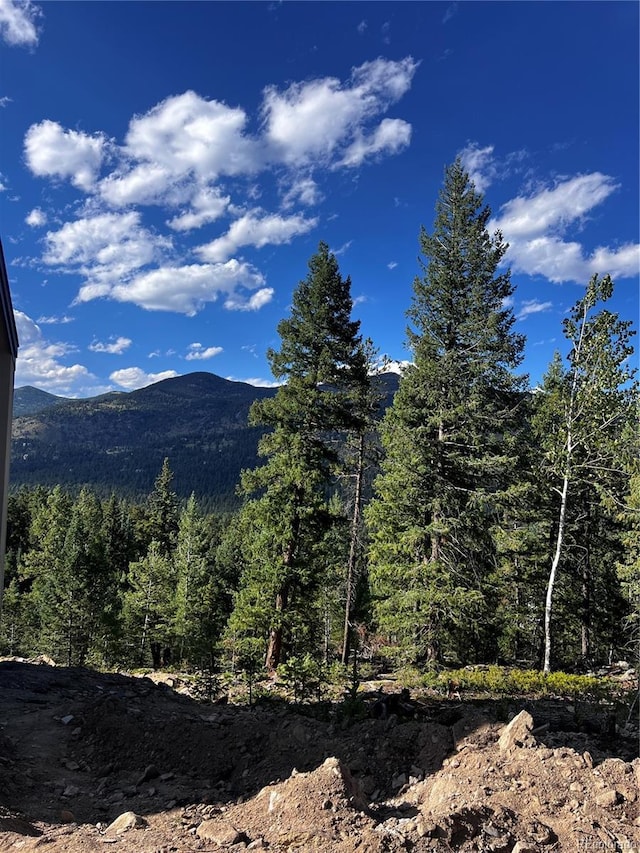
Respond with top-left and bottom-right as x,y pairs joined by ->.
10,371 -> 399,510
12,386 -> 71,417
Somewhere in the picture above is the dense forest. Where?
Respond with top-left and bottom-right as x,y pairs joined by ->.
2,162 -> 638,681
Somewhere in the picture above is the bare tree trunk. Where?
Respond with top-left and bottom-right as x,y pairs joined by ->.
543,292 -> 591,674
139,576 -> 153,666
265,587 -> 287,672
543,468 -> 570,673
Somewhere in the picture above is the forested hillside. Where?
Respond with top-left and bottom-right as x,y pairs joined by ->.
3,162 -> 637,680
10,372 -> 400,509
10,373 -> 280,510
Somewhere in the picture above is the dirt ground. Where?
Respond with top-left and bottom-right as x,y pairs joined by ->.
0,657 -> 638,852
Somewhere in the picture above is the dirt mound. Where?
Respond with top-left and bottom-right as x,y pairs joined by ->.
0,659 -> 637,852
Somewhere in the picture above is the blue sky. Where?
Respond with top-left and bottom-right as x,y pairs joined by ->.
1,0 -> 638,397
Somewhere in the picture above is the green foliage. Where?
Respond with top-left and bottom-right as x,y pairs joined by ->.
277,653 -> 325,704
534,275 -> 638,671
368,161 -> 527,666
228,242 -> 365,671
433,666 -> 617,701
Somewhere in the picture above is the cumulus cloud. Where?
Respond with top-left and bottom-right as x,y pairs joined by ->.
339,117 -> 412,168
110,366 -> 179,390
89,336 -> 132,354
25,120 -> 107,190
45,211 -> 168,289
0,0 -> 40,47
262,57 -> 418,167
281,176 -> 323,208
198,211 -> 317,262
491,173 -> 640,283
185,342 -> 223,361
14,310 -> 98,396
23,59 -> 418,318
167,186 -> 230,231
124,91 -> 257,179
25,207 -> 46,227
99,260 -> 266,315
224,286 -> 274,311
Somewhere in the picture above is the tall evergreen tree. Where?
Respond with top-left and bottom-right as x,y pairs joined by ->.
228,242 -> 364,671
142,458 -> 180,556
367,160 -> 527,665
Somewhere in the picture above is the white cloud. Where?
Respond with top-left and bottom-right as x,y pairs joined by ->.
198,211 -> 317,262
357,19 -> 367,34
167,186 -> 230,231
102,260 -> 266,315
226,375 -> 282,388
262,57 -> 418,167
0,0 -> 40,47
22,61 -> 418,321
25,207 -> 46,227
491,173 -> 640,283
332,240 -> 352,256
124,90 -> 257,179
458,141 -> 528,193
339,117 -> 412,168
458,143 -> 496,193
281,176 -> 323,208
100,163 -> 174,207
99,91 -> 260,210
517,299 -> 553,320
89,336 -> 132,354
13,310 -> 98,396
387,261 -> 398,270
45,211 -> 167,291
25,120 -> 107,190
224,286 -> 274,312
110,366 -> 179,390
185,342 -> 223,361
37,314 -> 74,325
493,173 -> 618,239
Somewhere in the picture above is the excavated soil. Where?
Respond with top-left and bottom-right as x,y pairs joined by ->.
0,657 -> 638,852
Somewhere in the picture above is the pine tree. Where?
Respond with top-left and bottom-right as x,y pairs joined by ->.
142,458 -> 179,557
228,242 -> 364,671
534,275 -> 637,671
367,160 -> 527,665
123,541 -> 176,667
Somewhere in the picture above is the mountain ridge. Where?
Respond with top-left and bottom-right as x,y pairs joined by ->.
11,371 -> 399,509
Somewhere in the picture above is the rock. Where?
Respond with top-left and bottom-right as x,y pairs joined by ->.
105,811 -> 148,834
136,764 -> 160,785
392,771 -> 408,790
498,710 -> 535,752
595,789 -> 621,808
512,843 -> 538,853
59,809 -> 74,823
197,819 -> 244,845
60,714 -> 75,726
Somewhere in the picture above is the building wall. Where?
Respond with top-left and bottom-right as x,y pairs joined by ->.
0,345 -> 15,611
